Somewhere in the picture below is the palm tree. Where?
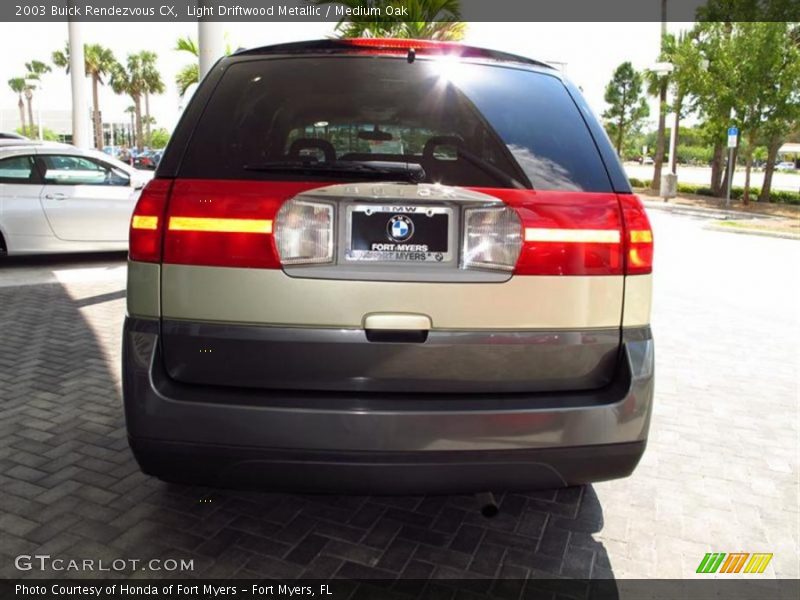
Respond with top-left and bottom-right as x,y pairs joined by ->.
52,43 -> 118,149
23,60 -> 51,137
175,36 -> 200,98
174,35 -> 233,97
7,78 -> 27,135
142,115 -> 157,145
124,105 -> 136,147
111,54 -> 148,151
138,51 -> 164,143
310,0 -> 465,40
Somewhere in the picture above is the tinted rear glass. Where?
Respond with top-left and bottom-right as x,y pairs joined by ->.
179,56 -> 611,192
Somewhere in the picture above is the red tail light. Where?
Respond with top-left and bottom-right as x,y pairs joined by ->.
342,38 -> 463,53
470,190 -> 652,276
129,179 -> 172,262
473,190 -> 623,276
161,180 -> 326,269
619,194 -> 654,275
140,181 -> 653,276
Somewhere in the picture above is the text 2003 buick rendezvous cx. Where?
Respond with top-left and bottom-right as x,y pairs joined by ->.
122,39 -> 654,493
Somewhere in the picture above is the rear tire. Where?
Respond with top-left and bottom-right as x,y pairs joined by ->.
0,232 -> 7,257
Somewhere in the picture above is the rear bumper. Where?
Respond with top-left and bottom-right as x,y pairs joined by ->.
122,318 -> 654,492
129,439 -> 646,494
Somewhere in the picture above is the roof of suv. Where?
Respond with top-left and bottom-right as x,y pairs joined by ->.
234,38 -> 556,72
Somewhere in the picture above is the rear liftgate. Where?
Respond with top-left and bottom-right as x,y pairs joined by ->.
130,181 -> 652,394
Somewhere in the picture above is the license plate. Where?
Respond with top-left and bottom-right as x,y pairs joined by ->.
346,205 -> 452,263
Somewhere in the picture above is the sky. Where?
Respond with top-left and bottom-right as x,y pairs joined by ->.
0,21 -> 690,135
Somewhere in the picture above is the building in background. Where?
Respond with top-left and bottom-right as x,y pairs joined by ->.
0,108 -> 134,148
778,143 -> 799,168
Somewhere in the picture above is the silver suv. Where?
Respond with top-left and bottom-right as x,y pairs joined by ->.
123,39 -> 654,493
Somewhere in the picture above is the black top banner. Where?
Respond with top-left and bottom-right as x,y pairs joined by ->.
2,0 -> 798,22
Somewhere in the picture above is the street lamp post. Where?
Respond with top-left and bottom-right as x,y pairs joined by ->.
198,1 -> 225,82
649,62 -> 677,200
68,17 -> 90,148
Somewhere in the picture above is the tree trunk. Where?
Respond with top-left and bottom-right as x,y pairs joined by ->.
144,92 -> 151,143
134,95 -> 144,152
650,79 -> 668,192
92,75 -> 103,149
25,91 -> 34,138
759,137 -> 781,203
614,84 -> 631,157
671,99 -> 682,175
742,148 -> 753,206
710,141 -> 724,195
17,97 -> 26,134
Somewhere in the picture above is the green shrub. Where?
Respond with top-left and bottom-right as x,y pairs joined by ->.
676,145 -> 713,166
147,128 -> 170,149
15,126 -> 61,142
676,183 -> 702,194
630,178 -> 653,188
630,177 -> 799,204
674,182 -> 799,204
771,190 -> 800,205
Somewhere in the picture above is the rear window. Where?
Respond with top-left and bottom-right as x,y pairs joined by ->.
179,56 -> 611,192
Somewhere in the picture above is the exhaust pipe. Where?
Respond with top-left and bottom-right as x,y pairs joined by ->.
475,492 -> 499,518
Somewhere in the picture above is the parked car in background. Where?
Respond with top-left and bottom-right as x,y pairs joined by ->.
124,38 -> 655,494
133,150 -> 162,170
776,161 -> 797,171
102,145 -> 125,160
0,142 -> 153,255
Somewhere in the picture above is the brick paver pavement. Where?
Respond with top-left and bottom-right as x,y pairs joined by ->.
0,211 -> 797,585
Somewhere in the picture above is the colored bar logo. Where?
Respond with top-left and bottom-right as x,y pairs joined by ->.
697,553 -> 773,574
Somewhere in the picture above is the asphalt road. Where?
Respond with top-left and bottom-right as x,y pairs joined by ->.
0,210 -> 797,585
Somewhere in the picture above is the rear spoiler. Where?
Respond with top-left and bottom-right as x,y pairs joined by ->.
234,38 -> 554,70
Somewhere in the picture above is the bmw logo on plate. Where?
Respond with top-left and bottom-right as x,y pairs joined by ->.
387,215 -> 414,242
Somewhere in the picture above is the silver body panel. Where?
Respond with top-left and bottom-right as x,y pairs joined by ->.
161,265 -> 627,330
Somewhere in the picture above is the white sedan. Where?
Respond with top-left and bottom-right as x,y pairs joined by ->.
0,141 -> 152,256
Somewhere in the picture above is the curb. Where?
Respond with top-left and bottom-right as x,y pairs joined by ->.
704,224 -> 800,240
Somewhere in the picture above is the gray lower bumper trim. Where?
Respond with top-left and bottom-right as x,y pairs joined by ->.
123,318 -> 653,490
129,439 -> 647,493
160,320 -> 621,393
123,318 -> 653,453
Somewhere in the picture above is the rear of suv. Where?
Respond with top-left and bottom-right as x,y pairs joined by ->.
122,39 -> 654,493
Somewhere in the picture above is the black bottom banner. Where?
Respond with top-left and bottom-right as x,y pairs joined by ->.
1,579 -> 799,600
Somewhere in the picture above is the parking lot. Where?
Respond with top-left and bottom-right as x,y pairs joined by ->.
0,210 -> 797,585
